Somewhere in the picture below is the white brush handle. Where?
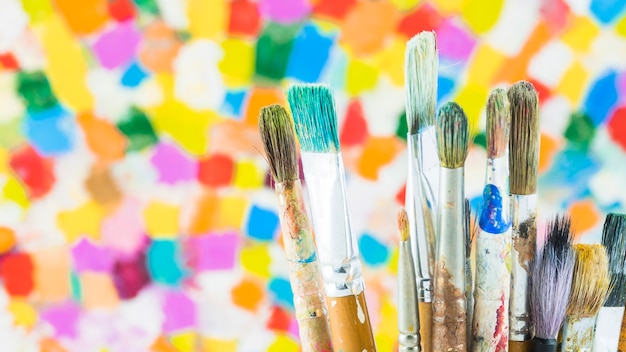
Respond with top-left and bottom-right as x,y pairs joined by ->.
593,307 -> 624,352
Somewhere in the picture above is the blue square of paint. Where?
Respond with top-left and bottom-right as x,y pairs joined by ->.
24,105 -> 75,156
590,0 -> 626,24
121,62 -> 148,87
246,205 -> 279,241
286,24 -> 335,83
147,240 -> 186,286
220,90 -> 247,119
268,277 -> 294,310
357,233 -> 389,267
437,75 -> 455,104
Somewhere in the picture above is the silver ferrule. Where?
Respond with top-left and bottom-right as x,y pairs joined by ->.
509,194 -> 537,341
437,167 -> 466,291
300,152 -> 364,297
561,315 -> 597,351
593,306 -> 625,351
418,126 -> 440,214
399,240 -> 421,352
406,134 -> 433,302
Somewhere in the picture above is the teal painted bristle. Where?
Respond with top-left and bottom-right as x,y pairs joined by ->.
287,84 -> 340,153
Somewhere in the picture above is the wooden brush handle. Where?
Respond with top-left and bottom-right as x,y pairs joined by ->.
327,291 -> 376,351
418,301 -> 432,352
509,340 -> 532,352
299,315 -> 333,352
619,309 -> 626,352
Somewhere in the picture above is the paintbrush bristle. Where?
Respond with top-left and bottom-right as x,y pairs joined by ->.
405,31 -> 438,134
602,213 -> 626,306
566,244 -> 610,318
487,88 -> 510,159
259,104 -> 299,183
436,102 -> 469,169
531,214 -> 576,339
508,81 -> 539,195
398,208 -> 410,242
287,84 -> 340,154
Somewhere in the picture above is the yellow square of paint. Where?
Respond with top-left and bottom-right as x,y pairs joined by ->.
187,0 -> 228,40
616,15 -> 626,37
80,272 -> 119,309
57,201 -> 105,242
219,39 -> 255,88
466,44 -> 507,87
144,201 -> 180,238
202,337 -> 237,352
233,160 -> 264,190
215,195 -> 248,230
557,62 -> 589,105
561,16 -> 600,52
375,38 -> 405,86
268,334 -> 299,352
454,83 -> 489,136
240,243 -> 272,278
9,299 -> 37,329
346,57 -> 379,97
170,332 -> 196,352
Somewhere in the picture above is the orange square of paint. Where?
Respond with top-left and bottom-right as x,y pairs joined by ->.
32,247 -> 71,304
80,272 -> 119,309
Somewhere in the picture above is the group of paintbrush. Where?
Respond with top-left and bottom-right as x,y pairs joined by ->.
258,85 -> 377,351
401,30 -> 626,352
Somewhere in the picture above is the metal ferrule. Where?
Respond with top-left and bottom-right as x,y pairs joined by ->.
592,306 -> 625,351
300,151 -> 364,298
418,125 -> 440,217
509,194 -> 537,341
399,239 -> 421,352
437,167 -> 466,291
406,134 -> 433,302
561,316 -> 597,351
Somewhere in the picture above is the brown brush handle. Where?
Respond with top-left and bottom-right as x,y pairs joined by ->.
510,340 -> 532,352
619,308 -> 626,352
299,316 -> 333,352
418,301 -> 432,352
327,292 -> 376,351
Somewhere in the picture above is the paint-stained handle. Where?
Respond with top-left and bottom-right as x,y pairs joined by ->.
327,292 -> 376,352
509,340 -> 531,352
299,315 -> 334,352
418,302 -> 432,352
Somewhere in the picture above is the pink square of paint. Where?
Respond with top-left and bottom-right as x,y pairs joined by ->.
187,232 -> 239,271
92,21 -> 141,69
436,19 -> 476,62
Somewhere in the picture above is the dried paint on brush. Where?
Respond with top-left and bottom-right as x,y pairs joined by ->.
594,213 -> 626,352
508,80 -> 539,344
405,31 -> 438,134
259,105 -> 332,352
433,102 -> 469,352
398,208 -> 421,352
561,244 -> 610,351
472,88 -> 511,352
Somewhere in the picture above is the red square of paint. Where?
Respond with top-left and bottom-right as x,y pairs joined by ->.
108,0 -> 136,21
397,3 -> 443,39
228,0 -> 261,38
198,154 -> 234,188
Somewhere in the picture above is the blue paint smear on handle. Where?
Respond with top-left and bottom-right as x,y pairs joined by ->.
479,184 -> 511,234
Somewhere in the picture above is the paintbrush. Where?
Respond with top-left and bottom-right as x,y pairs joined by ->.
258,105 -> 333,352
432,102 -> 470,352
508,81 -> 540,352
530,215 -> 576,352
405,31 -> 440,352
398,208 -> 421,352
560,244 -> 610,351
472,89 -> 512,352
593,213 -> 626,351
288,84 -> 376,352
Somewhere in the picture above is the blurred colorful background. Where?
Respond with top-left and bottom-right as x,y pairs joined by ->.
0,0 -> 626,350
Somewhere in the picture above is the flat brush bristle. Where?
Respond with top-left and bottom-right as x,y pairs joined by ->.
287,84 -> 340,154
602,213 -> 626,306
566,244 -> 610,318
398,208 -> 410,242
436,102 -> 469,169
405,31 -> 438,134
487,88 -> 510,159
531,214 -> 576,339
259,104 -> 299,183
508,81 -> 539,195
